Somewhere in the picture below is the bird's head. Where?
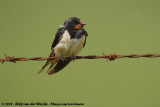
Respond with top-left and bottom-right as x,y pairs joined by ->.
64,17 -> 86,30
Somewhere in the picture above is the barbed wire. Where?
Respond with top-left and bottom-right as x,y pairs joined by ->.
0,53 -> 160,64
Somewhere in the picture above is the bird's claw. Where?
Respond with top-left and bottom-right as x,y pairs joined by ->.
71,55 -> 76,62
61,55 -> 65,62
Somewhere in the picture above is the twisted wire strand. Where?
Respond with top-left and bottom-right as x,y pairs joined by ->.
0,53 -> 160,64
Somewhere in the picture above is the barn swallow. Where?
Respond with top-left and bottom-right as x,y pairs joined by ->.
38,17 -> 88,75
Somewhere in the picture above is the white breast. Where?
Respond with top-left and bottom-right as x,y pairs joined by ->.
54,30 -> 85,57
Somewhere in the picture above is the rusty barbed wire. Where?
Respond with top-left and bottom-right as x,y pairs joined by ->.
0,53 -> 160,64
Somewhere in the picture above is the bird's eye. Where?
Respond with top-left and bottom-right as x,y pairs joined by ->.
74,21 -> 79,25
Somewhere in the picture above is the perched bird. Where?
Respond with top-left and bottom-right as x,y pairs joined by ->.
38,17 -> 88,75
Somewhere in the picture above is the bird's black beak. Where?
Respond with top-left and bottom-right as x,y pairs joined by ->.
81,23 -> 86,25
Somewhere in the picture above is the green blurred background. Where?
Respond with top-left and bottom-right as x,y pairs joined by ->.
0,0 -> 160,107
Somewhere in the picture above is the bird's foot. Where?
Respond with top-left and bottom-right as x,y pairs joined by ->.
60,55 -> 65,62
71,55 -> 76,62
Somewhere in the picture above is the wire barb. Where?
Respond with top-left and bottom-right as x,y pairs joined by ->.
0,53 -> 160,63
0,54 -> 16,64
